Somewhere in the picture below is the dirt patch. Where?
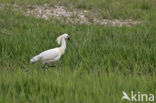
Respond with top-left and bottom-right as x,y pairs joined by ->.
1,3 -> 141,27
25,4 -> 90,24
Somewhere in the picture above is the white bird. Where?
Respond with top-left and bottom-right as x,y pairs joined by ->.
30,33 -> 70,67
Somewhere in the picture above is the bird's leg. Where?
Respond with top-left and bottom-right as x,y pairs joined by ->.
45,62 -> 57,68
42,63 -> 47,70
56,61 -> 61,70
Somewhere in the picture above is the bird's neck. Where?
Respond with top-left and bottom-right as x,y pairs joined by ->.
60,38 -> 66,51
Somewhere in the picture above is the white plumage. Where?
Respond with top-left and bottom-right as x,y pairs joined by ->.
30,33 -> 69,65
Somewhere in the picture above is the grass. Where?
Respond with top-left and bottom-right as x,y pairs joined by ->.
0,0 -> 156,103
1,0 -> 156,20
0,69 -> 156,103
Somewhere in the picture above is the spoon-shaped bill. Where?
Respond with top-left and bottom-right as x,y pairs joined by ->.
68,38 -> 76,49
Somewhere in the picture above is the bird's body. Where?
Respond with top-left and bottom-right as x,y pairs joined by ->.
30,33 -> 69,65
30,48 -> 62,64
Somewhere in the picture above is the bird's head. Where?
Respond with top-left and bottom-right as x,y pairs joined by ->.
56,33 -> 70,45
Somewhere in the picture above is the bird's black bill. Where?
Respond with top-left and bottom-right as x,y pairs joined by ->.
68,38 -> 76,49
68,37 -> 81,61
67,37 -> 70,41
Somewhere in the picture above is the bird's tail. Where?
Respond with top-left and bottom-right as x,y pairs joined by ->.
30,55 -> 41,64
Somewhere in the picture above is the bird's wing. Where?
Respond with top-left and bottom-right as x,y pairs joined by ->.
39,49 -> 60,61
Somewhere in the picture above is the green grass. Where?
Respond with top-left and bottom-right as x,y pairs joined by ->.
0,69 -> 156,103
1,0 -> 156,20
0,0 -> 156,103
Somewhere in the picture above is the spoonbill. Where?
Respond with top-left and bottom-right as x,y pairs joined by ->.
30,33 -> 70,68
